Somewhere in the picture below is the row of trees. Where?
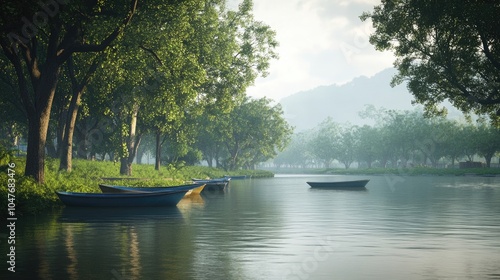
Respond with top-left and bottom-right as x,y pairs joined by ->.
0,0 -> 292,183
275,107 -> 500,169
45,95 -> 292,172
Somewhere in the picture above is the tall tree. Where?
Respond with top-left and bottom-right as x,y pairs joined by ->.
362,0 -> 500,125
0,0 -> 138,183
475,122 -> 500,167
58,54 -> 100,171
336,125 -> 358,169
274,132 -> 312,169
354,125 -> 380,168
309,118 -> 339,169
194,0 -> 279,168
221,97 -> 292,170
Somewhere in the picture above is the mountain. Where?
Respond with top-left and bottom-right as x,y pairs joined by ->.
279,68 -> 419,132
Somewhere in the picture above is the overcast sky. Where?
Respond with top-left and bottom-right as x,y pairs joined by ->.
229,0 -> 395,101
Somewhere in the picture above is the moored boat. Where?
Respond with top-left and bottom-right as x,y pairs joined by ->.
223,175 -> 248,180
56,189 -> 188,207
98,183 -> 203,194
306,179 -> 370,189
192,178 -> 230,192
192,177 -> 230,183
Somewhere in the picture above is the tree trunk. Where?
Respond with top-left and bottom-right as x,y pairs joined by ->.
56,107 -> 66,157
155,131 -> 162,171
59,91 -> 81,172
25,117 -> 49,183
59,57 -> 98,172
120,157 -> 132,175
226,141 -> 240,170
136,147 -> 144,164
120,104 -> 140,175
484,154 -> 493,168
24,63 -> 60,184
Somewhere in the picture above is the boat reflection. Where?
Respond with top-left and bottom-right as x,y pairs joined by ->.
308,187 -> 368,192
59,206 -> 184,223
177,194 -> 206,215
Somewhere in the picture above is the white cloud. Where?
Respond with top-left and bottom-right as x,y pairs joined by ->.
237,0 -> 395,101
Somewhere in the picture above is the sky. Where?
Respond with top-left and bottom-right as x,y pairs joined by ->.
229,0 -> 395,102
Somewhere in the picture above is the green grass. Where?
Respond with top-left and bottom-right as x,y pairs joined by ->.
0,158 -> 273,216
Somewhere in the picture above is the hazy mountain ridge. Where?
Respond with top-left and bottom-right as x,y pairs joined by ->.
279,68 -> 420,132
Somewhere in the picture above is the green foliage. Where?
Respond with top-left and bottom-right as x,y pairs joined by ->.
277,107 -> 500,170
0,141 -> 14,167
309,118 -> 339,168
362,0 -> 500,124
274,133 -> 313,168
199,96 -> 293,170
1,0 -> 281,180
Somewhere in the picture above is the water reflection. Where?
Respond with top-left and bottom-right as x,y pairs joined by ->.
59,206 -> 184,223
7,175 -> 500,279
63,226 -> 78,280
308,187 -> 368,192
128,227 -> 141,280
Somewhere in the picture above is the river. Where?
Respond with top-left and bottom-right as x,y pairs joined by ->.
3,174 -> 500,279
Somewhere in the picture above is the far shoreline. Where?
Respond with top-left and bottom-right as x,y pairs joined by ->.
265,167 -> 500,177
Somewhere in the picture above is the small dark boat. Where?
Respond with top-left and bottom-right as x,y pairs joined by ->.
306,179 -> 370,189
99,183 -> 204,194
223,175 -> 248,180
192,177 -> 230,183
192,178 -> 230,192
56,189 -> 188,207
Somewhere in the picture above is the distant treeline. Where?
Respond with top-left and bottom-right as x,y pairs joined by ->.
274,108 -> 500,169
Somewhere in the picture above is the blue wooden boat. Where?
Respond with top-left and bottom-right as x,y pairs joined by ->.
98,183 -> 203,194
56,189 -> 188,207
306,179 -> 370,189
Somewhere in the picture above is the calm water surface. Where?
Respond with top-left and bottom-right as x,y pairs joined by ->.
3,175 -> 500,279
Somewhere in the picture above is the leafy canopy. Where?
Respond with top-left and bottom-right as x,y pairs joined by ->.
361,0 -> 500,126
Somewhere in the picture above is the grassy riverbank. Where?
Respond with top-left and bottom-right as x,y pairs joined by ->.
0,158 -> 273,215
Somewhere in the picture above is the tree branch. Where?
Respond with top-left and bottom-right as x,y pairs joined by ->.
139,44 -> 163,66
0,38 -> 35,117
58,0 -> 139,61
21,38 -> 41,88
479,32 -> 500,71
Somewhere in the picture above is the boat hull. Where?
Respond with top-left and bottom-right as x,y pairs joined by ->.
192,177 -> 230,183
98,183 -> 203,194
202,182 -> 228,193
192,178 -> 230,193
306,179 -> 369,189
56,190 -> 188,207
223,175 -> 248,180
